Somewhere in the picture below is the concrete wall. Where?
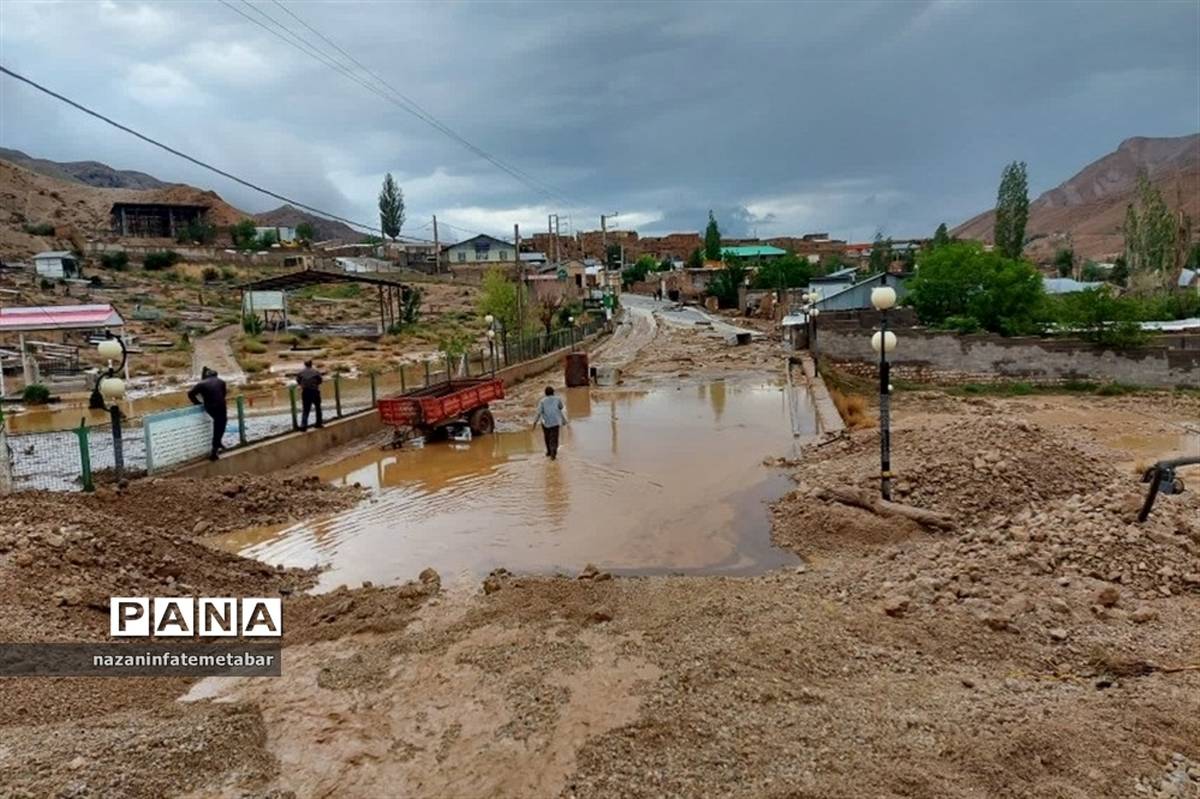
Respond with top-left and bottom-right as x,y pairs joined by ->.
817,324 -> 1200,388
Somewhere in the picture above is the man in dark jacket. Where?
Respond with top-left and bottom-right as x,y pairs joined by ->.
188,366 -> 228,460
296,360 -> 323,431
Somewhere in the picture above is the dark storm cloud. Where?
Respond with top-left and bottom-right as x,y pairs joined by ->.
1,0 -> 1196,241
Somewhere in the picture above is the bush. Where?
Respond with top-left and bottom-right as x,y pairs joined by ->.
240,338 -> 267,354
143,250 -> 181,271
241,359 -> 267,374
707,262 -> 748,309
242,314 -> 264,336
1043,287 -> 1152,348
39,278 -> 54,291
176,219 -> 217,245
220,267 -> 237,281
99,251 -> 129,271
201,266 -> 220,283
906,242 -> 1045,335
230,219 -> 258,250
22,222 -> 55,236
22,383 -> 51,404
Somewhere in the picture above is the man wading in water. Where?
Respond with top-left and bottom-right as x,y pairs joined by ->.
532,385 -> 567,459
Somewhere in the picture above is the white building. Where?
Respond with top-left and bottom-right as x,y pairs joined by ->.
442,234 -> 515,265
33,251 -> 78,280
254,226 -> 296,244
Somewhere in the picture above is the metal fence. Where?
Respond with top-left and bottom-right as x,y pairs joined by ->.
0,319 -> 607,492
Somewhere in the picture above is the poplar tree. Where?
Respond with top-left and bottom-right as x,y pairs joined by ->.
378,173 -> 405,241
994,161 -> 1029,259
704,210 -> 722,261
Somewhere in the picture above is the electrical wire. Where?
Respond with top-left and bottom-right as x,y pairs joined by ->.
0,64 -> 386,236
228,0 -> 577,209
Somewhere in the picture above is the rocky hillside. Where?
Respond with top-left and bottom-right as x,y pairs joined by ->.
0,158 -> 248,257
953,133 -> 1200,261
254,204 -> 364,243
0,147 -> 169,190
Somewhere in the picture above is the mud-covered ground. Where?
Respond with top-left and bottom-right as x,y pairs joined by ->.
2,303 -> 1198,799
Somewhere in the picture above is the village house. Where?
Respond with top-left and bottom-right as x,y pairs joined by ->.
442,234 -> 517,265
33,251 -> 79,280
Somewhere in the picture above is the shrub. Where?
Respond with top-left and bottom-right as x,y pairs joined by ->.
89,275 -> 103,287
220,267 -> 237,281
176,219 -> 217,245
240,338 -> 267,354
100,251 -> 129,271
143,250 -> 181,271
1043,287 -> 1151,348
22,222 -> 55,236
706,262 -> 748,308
230,219 -> 258,250
22,383 -> 51,404
201,266 -> 220,283
39,278 -> 54,291
242,314 -> 264,336
1096,382 -> 1137,396
241,359 -> 267,374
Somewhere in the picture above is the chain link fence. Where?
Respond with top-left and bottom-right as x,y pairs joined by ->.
0,319 -> 608,492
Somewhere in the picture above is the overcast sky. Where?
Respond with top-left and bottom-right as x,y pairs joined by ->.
1,0 -> 1197,244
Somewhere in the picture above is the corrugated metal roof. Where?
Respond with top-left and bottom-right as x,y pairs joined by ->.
1043,277 -> 1105,295
33,251 -> 73,259
0,304 -> 125,332
721,245 -> 787,257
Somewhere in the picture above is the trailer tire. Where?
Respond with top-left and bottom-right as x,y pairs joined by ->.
468,408 -> 495,436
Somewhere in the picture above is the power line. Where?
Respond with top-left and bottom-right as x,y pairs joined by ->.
226,0 -> 577,209
0,64 -> 388,236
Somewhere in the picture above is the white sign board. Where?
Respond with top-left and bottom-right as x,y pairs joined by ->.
143,406 -> 220,473
242,291 -> 286,313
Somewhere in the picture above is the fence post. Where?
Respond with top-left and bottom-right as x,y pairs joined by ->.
288,385 -> 298,431
0,406 -> 11,494
334,373 -> 343,417
370,372 -> 378,407
400,364 -> 407,393
236,395 -> 248,446
424,359 -> 431,387
445,355 -> 452,382
75,420 -> 94,493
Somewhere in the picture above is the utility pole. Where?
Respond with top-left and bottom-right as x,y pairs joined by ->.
601,212 -> 619,265
432,215 -> 439,273
514,223 -> 523,339
554,215 -> 561,264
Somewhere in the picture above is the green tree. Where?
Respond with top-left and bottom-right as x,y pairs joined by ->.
478,267 -> 528,332
621,254 -> 660,288
707,260 -> 748,309
254,230 -> 278,250
1044,286 -> 1150,348
868,233 -> 892,274
231,219 -> 258,249
687,248 -> 704,269
400,286 -> 423,326
932,223 -> 951,248
751,254 -> 813,290
295,222 -> 316,243
994,161 -> 1029,259
1053,248 -> 1074,278
1123,171 -> 1177,287
905,242 -> 1044,336
704,210 -> 722,261
1108,255 -> 1129,287
378,172 -> 405,241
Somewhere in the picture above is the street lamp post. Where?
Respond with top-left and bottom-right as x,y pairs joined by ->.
94,334 -> 129,480
568,315 -> 576,351
870,280 -> 897,501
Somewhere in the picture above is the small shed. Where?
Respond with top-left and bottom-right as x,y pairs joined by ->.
33,251 -> 79,280
0,304 -> 126,397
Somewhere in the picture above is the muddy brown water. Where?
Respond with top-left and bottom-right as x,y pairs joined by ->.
211,379 -> 819,588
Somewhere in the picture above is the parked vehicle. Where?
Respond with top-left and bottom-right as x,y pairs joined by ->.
377,377 -> 503,445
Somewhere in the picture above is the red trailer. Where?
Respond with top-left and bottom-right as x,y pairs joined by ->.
377,377 -> 504,441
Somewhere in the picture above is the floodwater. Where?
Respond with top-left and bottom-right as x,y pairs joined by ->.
212,379 -> 821,588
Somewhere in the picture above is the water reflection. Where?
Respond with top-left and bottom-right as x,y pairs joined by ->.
211,379 -> 821,589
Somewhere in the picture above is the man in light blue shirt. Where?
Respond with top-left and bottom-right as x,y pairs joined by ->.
532,385 -> 567,459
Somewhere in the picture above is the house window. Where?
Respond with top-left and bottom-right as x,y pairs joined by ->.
457,251 -> 466,262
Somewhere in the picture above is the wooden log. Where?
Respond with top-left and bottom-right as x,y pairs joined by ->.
814,486 -> 957,531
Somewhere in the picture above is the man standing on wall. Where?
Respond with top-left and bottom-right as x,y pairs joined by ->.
188,366 -> 228,461
532,385 -> 567,459
296,359 -> 324,431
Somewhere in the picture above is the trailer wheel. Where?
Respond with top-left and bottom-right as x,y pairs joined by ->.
468,408 -> 495,436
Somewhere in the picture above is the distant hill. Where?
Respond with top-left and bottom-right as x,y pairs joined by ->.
254,204 -> 365,243
0,147 -> 169,190
0,157 -> 248,257
952,133 -> 1200,261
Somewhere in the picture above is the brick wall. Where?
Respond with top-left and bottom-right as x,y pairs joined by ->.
816,321 -> 1200,388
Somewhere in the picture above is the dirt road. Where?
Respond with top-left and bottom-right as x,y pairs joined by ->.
191,324 -> 245,383
3,300 -> 1198,799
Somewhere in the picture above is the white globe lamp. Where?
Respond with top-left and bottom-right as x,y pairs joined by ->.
99,376 -> 126,401
97,338 -> 123,360
871,330 -> 897,354
870,286 -> 897,311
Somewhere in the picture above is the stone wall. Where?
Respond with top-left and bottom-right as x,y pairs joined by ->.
816,319 -> 1200,388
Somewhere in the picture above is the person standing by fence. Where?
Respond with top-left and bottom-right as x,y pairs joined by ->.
532,385 -> 567,459
188,366 -> 228,461
296,360 -> 324,431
